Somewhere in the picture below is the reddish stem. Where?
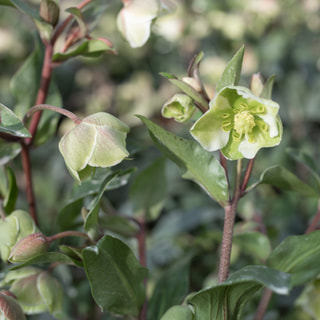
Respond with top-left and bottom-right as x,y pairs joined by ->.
50,0 -> 94,45
20,143 -> 37,223
305,201 -> 320,234
25,44 -> 54,146
218,160 -> 242,283
46,230 -> 93,243
253,288 -> 273,320
241,158 -> 255,194
24,104 -> 82,125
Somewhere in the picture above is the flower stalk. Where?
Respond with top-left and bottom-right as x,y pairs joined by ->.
218,159 -> 242,283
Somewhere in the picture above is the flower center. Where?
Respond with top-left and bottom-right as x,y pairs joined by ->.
233,111 -> 255,136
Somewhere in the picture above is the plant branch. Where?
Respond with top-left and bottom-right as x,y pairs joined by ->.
241,158 -> 255,194
305,200 -> 320,234
25,43 -> 54,146
218,159 -> 242,283
23,104 -> 82,125
20,143 -> 37,223
253,288 -> 273,320
50,0 -> 94,45
46,230 -> 94,244
219,151 -> 231,199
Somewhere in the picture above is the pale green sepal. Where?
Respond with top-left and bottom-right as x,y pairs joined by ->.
59,123 -> 96,172
0,210 -> 38,262
59,112 -> 129,184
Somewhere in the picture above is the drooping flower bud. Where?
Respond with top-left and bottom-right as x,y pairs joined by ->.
59,112 -> 130,184
8,233 -> 48,263
190,86 -> 283,160
117,0 -> 160,48
161,94 -> 196,123
0,291 -> 26,320
4,268 -> 63,316
0,210 -> 38,262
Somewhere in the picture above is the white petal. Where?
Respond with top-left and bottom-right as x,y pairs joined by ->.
117,0 -> 159,48
259,113 -> 278,137
238,136 -> 260,159
190,115 -> 230,151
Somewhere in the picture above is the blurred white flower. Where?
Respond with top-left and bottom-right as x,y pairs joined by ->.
117,0 -> 160,48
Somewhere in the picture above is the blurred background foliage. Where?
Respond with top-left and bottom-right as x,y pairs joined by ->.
1,0 -> 320,319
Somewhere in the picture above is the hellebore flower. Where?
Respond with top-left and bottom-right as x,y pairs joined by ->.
117,0 -> 160,48
162,94 -> 196,123
2,268 -> 63,316
190,86 -> 282,160
59,112 -> 130,184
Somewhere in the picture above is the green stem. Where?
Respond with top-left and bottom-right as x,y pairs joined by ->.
218,159 -> 242,283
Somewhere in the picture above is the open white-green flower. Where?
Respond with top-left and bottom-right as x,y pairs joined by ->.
190,86 -> 283,160
161,93 -> 196,123
59,112 -> 129,183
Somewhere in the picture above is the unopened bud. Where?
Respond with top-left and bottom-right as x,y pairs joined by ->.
250,73 -> 264,97
0,291 -> 26,320
40,0 -> 60,27
182,77 -> 202,92
162,93 -> 196,123
8,233 -> 48,263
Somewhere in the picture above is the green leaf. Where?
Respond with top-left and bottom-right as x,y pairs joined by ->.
57,169 -> 135,231
138,116 -> 229,206
286,148 -> 320,193
267,230 -> 320,286
84,171 -> 119,239
10,41 -> 62,145
160,73 -> 209,110
65,7 -> 87,38
161,306 -> 194,320
8,0 -> 41,20
0,142 -> 21,165
10,43 -> 42,118
9,252 -> 79,270
0,0 -> 14,7
148,257 -> 190,319
130,157 -> 167,221
189,265 -> 291,320
99,215 -> 139,238
259,165 -> 319,197
0,166 -> 18,214
52,38 -> 115,62
3,167 -> 18,214
233,231 -> 272,261
216,45 -> 245,92
83,235 -> 148,317
33,79 -> 62,146
0,103 -> 31,138
261,74 -> 276,99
